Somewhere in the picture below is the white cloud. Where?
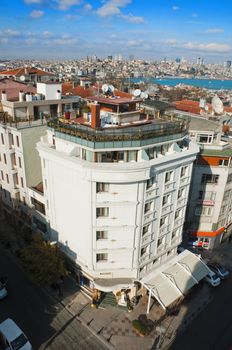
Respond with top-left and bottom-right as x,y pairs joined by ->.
53,35 -> 78,45
2,29 -> 21,36
55,0 -> 81,10
97,0 -> 131,17
0,38 -> 8,44
64,14 -> 78,20
43,31 -> 53,38
205,28 -> 224,34
119,13 -> 145,24
84,3 -> 92,11
191,13 -> 198,18
172,5 -> 180,11
24,0 -> 43,3
30,10 -> 44,18
182,42 -> 230,52
25,37 -> 37,44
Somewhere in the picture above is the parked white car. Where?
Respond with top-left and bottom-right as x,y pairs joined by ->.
0,318 -> 32,350
208,264 -> 230,279
204,271 -> 221,287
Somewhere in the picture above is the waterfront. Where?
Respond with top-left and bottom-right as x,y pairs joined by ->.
131,77 -> 232,90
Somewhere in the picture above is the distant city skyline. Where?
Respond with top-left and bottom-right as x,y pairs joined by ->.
1,0 -> 232,62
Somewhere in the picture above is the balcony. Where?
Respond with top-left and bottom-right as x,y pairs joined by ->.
164,181 -> 175,193
180,176 -> 190,186
174,217 -> 184,228
176,197 -> 186,208
142,233 -> 154,245
143,211 -> 156,225
47,116 -> 189,149
161,203 -> 173,215
145,186 -> 158,200
139,252 -> 151,264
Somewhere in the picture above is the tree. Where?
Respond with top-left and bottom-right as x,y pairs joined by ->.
18,234 -> 66,285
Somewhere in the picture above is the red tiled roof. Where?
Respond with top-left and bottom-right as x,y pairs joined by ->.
0,67 -> 54,77
0,78 -> 36,101
62,82 -> 133,99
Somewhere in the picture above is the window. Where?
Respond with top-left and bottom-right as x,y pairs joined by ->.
96,207 -> 109,217
195,206 -> 213,216
21,177 -> 24,187
177,188 -> 185,199
128,150 -> 137,162
18,157 -> 22,168
181,166 -> 188,177
12,154 -> 16,167
140,247 -> 148,256
198,191 -> 216,200
146,176 -> 156,189
162,194 -> 170,206
31,197 -> 45,214
158,237 -> 164,247
171,229 -> 178,239
96,182 -> 109,193
1,171 -> 4,181
1,133 -> 4,145
9,133 -> 14,146
160,216 -> 167,227
219,159 -> 229,166
142,225 -> 150,235
165,171 -> 173,183
82,148 -> 86,160
201,174 -> 219,184
227,174 -> 232,183
96,253 -> 108,262
96,231 -> 108,240
6,174 -> 9,184
144,202 -> 152,213
3,154 -> 7,164
175,209 -> 181,219
16,136 -> 19,148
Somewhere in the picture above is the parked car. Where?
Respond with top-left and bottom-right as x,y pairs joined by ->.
0,318 -> 32,350
204,271 -> 221,287
0,276 -> 7,300
187,238 -> 198,247
208,264 -> 230,279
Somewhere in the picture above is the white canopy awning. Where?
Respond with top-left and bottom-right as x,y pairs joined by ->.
140,250 -> 210,312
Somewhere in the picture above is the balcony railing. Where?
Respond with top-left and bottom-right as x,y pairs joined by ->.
47,116 -> 188,147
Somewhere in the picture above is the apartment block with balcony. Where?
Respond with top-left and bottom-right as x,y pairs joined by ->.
185,116 -> 232,248
37,96 -> 199,295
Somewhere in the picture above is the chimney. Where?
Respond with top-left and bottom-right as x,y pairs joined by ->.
26,93 -> 32,102
91,103 -> 101,129
19,90 -> 24,102
1,91 -> 7,102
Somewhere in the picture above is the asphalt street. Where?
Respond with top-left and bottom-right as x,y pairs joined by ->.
0,248 -> 108,350
171,273 -> 232,350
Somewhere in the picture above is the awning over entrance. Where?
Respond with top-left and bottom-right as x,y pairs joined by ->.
140,250 -> 210,313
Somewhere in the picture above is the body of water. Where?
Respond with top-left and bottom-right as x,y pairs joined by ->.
131,77 -> 232,90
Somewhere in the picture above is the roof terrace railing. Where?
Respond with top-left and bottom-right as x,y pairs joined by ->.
47,116 -> 189,143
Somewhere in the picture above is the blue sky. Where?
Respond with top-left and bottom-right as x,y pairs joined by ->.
0,0 -> 232,62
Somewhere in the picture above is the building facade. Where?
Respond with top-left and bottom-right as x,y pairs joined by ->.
37,97 -> 199,292
186,116 -> 232,248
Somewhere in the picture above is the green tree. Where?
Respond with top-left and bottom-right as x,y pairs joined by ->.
19,234 -> 66,285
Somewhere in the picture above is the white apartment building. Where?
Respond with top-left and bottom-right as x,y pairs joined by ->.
185,116 -> 232,249
0,82 -> 80,234
37,97 -> 199,296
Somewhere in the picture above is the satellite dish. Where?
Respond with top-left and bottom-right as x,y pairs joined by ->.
205,105 -> 209,111
20,75 -> 25,82
212,95 -> 224,114
108,85 -> 115,94
102,84 -> 109,93
140,91 -> 148,100
133,89 -> 141,97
